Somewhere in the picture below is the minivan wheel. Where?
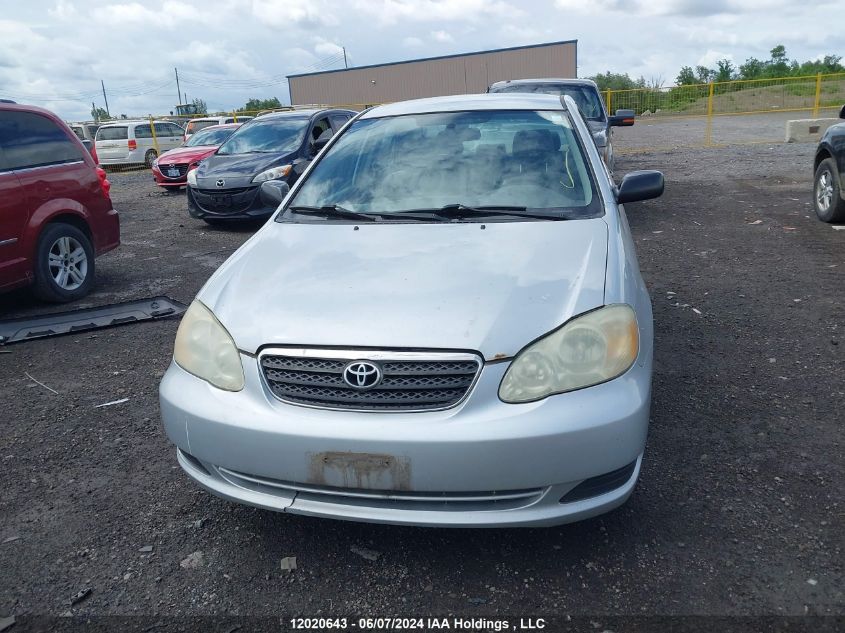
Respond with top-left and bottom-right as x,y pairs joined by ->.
32,223 -> 95,303
814,158 -> 845,223
145,149 -> 158,168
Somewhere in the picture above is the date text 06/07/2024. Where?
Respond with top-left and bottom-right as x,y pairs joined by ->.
288,617 -> 547,631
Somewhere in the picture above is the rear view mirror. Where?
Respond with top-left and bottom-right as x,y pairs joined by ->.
616,170 -> 664,204
609,109 -> 636,127
259,180 -> 290,207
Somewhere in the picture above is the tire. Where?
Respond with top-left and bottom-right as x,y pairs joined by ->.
813,158 -> 845,223
32,223 -> 95,303
144,149 -> 158,168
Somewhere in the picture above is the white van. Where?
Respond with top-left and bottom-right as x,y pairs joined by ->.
95,120 -> 185,167
184,116 -> 253,140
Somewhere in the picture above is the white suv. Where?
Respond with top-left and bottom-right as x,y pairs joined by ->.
185,115 -> 253,140
95,120 -> 185,167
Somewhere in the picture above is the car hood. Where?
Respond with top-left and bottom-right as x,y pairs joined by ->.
157,145 -> 217,165
196,152 -> 294,188
199,218 -> 609,359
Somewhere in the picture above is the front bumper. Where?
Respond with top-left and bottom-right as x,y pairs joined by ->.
187,184 -> 276,220
160,351 -> 652,528
152,163 -> 188,187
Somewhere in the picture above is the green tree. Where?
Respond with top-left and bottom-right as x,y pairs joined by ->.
588,71 -> 641,91
739,57 -> 766,80
676,66 -> 698,86
191,98 -> 207,114
768,44 -> 790,77
695,66 -> 714,83
715,59 -> 736,83
91,106 -> 109,121
238,97 -> 283,112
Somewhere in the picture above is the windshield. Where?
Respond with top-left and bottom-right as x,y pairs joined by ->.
283,110 -> 600,222
186,126 -> 236,147
490,84 -> 605,121
217,117 -> 307,155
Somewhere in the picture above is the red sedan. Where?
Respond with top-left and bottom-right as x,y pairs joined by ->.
151,123 -> 240,190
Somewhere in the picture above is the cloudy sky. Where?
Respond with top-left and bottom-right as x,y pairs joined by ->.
2,0 -> 842,120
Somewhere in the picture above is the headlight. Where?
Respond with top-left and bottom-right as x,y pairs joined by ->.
173,300 -> 244,391
252,165 -> 291,183
499,304 -> 638,403
186,168 -> 198,187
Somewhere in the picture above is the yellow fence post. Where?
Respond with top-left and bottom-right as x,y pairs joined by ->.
704,82 -> 715,147
232,110 -> 238,123
148,115 -> 160,157
813,73 -> 822,117
606,89 -> 612,114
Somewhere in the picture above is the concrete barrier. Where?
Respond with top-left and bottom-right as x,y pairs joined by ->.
785,117 -> 841,143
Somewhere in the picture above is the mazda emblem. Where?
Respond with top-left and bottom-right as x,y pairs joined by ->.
215,179 -> 225,188
343,361 -> 382,389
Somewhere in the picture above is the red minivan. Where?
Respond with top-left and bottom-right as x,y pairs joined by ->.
0,102 -> 120,302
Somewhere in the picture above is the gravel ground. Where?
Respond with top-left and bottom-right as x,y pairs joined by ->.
0,141 -> 843,630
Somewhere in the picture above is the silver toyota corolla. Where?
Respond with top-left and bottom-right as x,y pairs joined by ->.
160,93 -> 664,527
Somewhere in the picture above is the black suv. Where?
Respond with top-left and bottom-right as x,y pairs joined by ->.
813,105 -> 845,223
488,78 -> 634,172
187,108 -> 356,223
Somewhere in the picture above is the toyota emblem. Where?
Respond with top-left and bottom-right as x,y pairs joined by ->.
343,361 -> 382,389
215,179 -> 225,188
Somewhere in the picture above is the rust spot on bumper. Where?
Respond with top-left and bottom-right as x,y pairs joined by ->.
308,451 -> 411,491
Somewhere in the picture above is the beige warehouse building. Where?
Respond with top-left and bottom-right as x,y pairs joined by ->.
287,40 -> 578,107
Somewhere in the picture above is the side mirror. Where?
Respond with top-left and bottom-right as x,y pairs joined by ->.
839,104 -> 845,119
616,170 -> 664,204
259,180 -> 290,207
312,129 -> 334,153
609,109 -> 636,127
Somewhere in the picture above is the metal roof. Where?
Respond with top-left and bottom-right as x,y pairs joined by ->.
489,78 -> 599,89
287,39 -> 578,79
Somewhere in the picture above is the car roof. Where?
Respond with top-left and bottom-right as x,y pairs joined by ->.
362,93 -> 567,119
257,108 -> 354,121
98,120 -> 176,127
490,78 -> 600,89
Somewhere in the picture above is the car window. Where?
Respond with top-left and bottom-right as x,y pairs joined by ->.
186,126 -> 236,147
135,124 -> 152,139
216,117 -> 308,155
330,114 -> 351,131
286,109 -> 601,220
490,84 -> 606,120
85,124 -> 100,138
0,111 -> 84,170
187,120 -> 218,135
71,126 -> 85,140
169,123 -> 185,137
310,117 -> 331,142
96,126 -> 128,141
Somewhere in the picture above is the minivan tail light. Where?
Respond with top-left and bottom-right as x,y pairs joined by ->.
128,139 -> 137,151
96,167 -> 111,198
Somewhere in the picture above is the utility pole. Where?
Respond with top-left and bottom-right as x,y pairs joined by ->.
175,68 -> 182,105
92,102 -> 96,121
101,80 -> 110,117
343,47 -> 348,69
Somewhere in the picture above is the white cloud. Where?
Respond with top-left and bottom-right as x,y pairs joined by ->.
48,0 -> 77,19
697,50 -> 734,68
431,29 -> 453,42
403,36 -> 424,47
251,0 -> 338,28
353,0 -> 520,25
95,2 -> 160,25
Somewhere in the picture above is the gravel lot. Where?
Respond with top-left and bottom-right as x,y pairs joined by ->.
0,140 -> 843,630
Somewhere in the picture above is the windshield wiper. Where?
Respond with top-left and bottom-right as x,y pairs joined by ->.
399,204 -> 567,221
287,205 -> 378,222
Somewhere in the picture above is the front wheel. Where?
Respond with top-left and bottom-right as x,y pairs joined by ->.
814,158 -> 845,223
32,223 -> 95,303
145,149 -> 158,168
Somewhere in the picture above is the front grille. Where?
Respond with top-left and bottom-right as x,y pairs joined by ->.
159,163 -> 189,179
192,186 -> 257,214
260,351 -> 482,411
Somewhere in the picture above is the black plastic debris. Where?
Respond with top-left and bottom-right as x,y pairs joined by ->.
0,296 -> 187,345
